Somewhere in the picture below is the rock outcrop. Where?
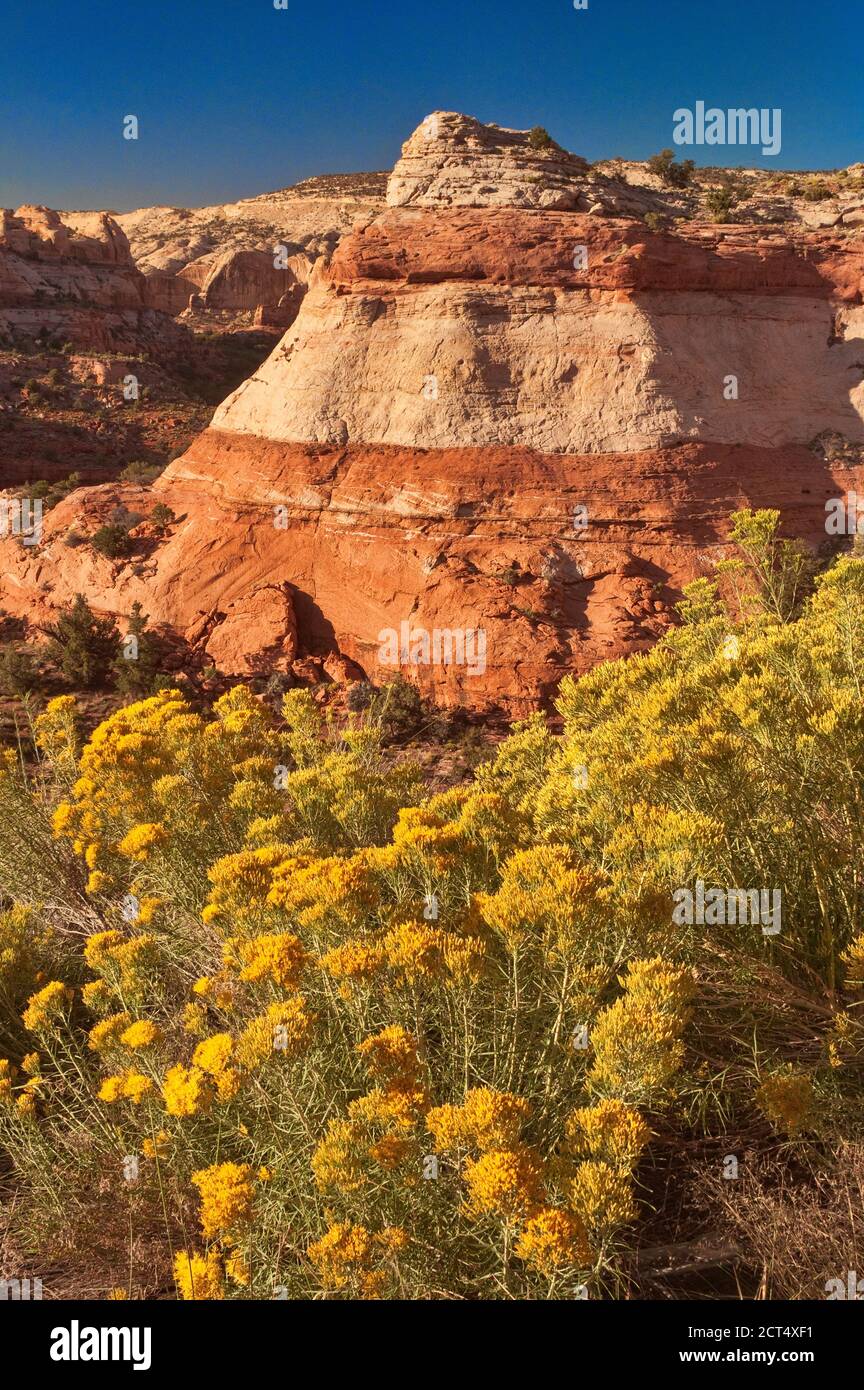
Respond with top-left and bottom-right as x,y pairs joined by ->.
116,174 -> 388,325
0,204 -> 186,355
0,207 -> 275,487
387,111 -> 591,210
2,116 -> 863,714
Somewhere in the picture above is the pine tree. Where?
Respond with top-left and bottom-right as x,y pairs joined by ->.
113,601 -> 165,697
41,594 -> 119,688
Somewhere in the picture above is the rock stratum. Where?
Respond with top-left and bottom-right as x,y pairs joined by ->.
0,205 -> 186,354
113,173 -> 388,325
0,206 -> 284,487
2,114 -> 864,714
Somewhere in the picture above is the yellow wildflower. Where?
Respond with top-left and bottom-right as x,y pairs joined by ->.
21,981 -> 72,1034
427,1088 -> 531,1153
162,1064 -> 214,1118
82,979 -> 115,1013
754,1068 -> 816,1136
173,1250 -> 225,1301
515,1207 -> 591,1273
88,1013 -> 133,1052
120,1019 -> 162,1050
307,1222 -> 401,1297
142,1130 -> 171,1160
226,933 -> 307,992
565,1100 -> 652,1170
318,939 -> 386,981
462,1147 -> 544,1221
97,1070 -> 153,1105
235,998 -> 315,1068
117,822 -> 168,861
182,1003 -> 208,1036
191,1162 -> 255,1240
567,1160 -> 638,1235
357,1026 -> 422,1093
312,1119 -> 367,1194
192,1033 -> 234,1075
382,922 -> 444,982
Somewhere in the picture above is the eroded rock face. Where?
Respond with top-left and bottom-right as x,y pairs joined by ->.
2,115 -> 863,713
0,204 -> 187,354
116,175 -> 388,324
387,111 -> 591,210
211,209 -> 864,456
200,583 -> 298,676
1,206 -> 133,266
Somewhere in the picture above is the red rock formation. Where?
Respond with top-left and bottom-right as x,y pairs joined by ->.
143,247 -> 312,324
119,175 -> 387,325
0,204 -> 187,354
1,116 -> 862,713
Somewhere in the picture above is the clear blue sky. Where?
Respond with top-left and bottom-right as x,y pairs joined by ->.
0,0 -> 860,212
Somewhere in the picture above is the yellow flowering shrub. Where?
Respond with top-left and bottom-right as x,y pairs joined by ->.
514,1207 -> 591,1274
754,1067 -> 817,1136
1,523 -> 863,1298
173,1250 -> 225,1301
21,981 -> 73,1035
306,1221 -> 407,1299
191,1161 -> 255,1240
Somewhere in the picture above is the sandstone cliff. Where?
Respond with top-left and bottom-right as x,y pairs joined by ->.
0,205 -> 185,355
115,173 -> 388,325
2,116 -> 863,714
0,207 -> 273,486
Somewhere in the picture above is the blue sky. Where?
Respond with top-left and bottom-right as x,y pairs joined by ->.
0,0 -> 860,211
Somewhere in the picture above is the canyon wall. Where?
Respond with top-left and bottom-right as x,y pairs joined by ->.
0,205 -> 185,354
115,174 -> 388,325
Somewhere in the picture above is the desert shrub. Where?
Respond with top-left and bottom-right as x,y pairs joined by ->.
647,148 -> 695,188
528,126 -> 553,150
109,505 -> 144,529
2,517 -> 864,1298
40,594 -> 120,688
113,601 -> 168,699
370,675 -> 427,741
0,643 -> 40,697
119,460 -> 162,486
704,186 -> 738,221
150,502 -> 175,530
19,473 -> 82,513
90,523 -> 133,560
803,179 -> 832,202
346,680 -> 376,714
